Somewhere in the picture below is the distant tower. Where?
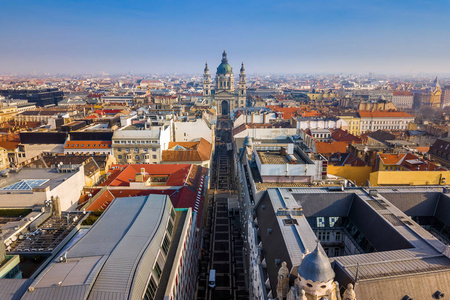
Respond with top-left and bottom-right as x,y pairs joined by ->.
238,62 -> 247,106
431,76 -> 442,109
216,50 -> 235,92
203,62 -> 212,97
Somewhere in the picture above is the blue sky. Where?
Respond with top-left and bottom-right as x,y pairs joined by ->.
1,0 -> 449,74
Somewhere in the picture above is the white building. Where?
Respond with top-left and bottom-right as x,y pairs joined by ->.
292,117 -> 348,131
358,111 -> 415,133
174,118 -> 214,144
64,140 -> 113,155
0,165 -> 86,211
392,91 -> 414,109
112,124 -> 171,164
102,95 -> 135,106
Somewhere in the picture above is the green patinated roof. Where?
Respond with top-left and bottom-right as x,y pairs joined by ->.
217,62 -> 233,74
217,50 -> 233,74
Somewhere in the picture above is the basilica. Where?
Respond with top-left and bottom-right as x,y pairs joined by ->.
203,51 -> 246,115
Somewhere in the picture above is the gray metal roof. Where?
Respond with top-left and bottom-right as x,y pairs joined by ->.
0,279 -> 30,300
262,187 -> 450,299
22,194 -> 170,300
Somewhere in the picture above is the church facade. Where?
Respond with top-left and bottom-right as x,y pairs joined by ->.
203,51 -> 246,115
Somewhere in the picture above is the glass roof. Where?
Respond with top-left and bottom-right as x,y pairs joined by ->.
1,179 -> 49,191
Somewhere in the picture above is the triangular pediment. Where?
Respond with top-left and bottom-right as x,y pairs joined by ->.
214,90 -> 235,96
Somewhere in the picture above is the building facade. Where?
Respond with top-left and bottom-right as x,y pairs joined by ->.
112,125 -> 171,164
358,111 -> 414,133
392,91 -> 414,109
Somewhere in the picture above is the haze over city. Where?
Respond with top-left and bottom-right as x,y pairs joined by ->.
1,0 -> 450,74
2,1 -> 450,300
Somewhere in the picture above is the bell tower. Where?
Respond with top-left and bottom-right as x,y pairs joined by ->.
203,62 -> 211,97
238,62 -> 246,107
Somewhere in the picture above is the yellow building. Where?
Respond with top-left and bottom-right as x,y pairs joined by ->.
370,152 -> 449,186
358,101 -> 397,111
0,107 -> 18,123
307,91 -> 339,101
328,164 -> 372,186
369,170 -> 450,186
339,115 -> 361,136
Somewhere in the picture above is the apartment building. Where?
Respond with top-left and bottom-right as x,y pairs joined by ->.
358,111 -> 414,133
112,124 -> 171,164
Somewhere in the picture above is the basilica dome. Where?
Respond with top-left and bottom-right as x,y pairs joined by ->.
217,50 -> 233,74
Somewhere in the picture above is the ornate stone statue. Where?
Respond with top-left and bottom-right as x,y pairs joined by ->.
277,261 -> 290,299
286,284 -> 307,300
343,283 -> 356,300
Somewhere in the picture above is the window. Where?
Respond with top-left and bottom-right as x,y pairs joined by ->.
135,155 -> 140,161
334,248 -> 340,257
154,262 -> 162,279
118,155 -> 122,160
335,231 -> 341,241
329,217 -> 339,227
144,277 -> 157,300
117,148 -> 121,152
162,234 -> 171,255
152,155 -> 157,159
316,217 -> 325,227
167,219 -> 174,235
170,208 -> 176,221
135,148 -> 139,153
126,148 -> 130,153
152,148 -> 157,152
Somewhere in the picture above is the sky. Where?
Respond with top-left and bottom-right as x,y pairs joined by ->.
1,0 -> 450,75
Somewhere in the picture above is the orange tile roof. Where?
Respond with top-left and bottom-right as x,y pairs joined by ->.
162,138 -> 212,162
301,111 -> 322,117
379,153 -> 446,171
0,141 -> 20,150
315,141 -> 348,155
267,106 -> 301,119
64,140 -> 111,149
415,146 -> 430,153
358,111 -> 414,118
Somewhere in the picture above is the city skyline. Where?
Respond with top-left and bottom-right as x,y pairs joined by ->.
1,0 -> 450,74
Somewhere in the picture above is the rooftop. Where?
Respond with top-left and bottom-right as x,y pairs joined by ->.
162,138 -> 212,162
22,195 -> 171,300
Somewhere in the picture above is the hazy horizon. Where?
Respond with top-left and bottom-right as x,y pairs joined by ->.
1,0 -> 449,75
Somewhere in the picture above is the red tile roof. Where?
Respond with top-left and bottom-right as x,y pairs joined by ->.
331,129 -> 362,144
101,164 -> 192,187
64,141 -> 111,149
85,163 -> 208,227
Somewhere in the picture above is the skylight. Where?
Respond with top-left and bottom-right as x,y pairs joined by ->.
1,179 -> 49,191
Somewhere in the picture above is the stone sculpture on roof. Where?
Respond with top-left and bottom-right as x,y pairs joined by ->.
280,242 -> 344,300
